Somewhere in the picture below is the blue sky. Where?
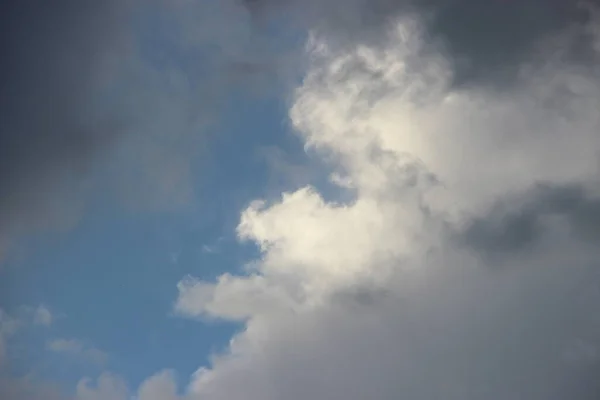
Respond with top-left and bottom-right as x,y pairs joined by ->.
1,2 -> 600,399
1,79 -> 303,390
0,2 -> 317,393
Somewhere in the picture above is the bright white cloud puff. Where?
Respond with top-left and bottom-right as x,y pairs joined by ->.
171,13 -> 600,400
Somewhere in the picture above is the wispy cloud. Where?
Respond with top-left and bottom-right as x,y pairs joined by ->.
46,339 -> 108,366
32,305 -> 53,327
0,309 -> 20,367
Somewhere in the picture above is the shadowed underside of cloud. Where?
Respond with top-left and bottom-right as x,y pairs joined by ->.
462,183 -> 600,262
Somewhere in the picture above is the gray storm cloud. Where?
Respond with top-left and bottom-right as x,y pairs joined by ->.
461,183 -> 600,263
169,3 -> 600,399
0,0 -> 134,255
244,0 -> 600,86
0,0 -> 279,258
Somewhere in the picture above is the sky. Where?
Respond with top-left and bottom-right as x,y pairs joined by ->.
1,0 -> 600,399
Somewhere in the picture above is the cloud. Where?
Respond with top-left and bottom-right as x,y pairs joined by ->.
0,376 -> 66,400
0,0 -> 134,257
170,12 -> 600,400
4,1 -> 600,399
0,0 -> 293,260
0,372 -> 171,400
0,305 -> 54,367
47,339 -> 109,366
243,0 -> 600,86
33,305 -> 53,327
0,309 -> 22,368
460,183 -> 600,263
72,370 -> 181,400
1,1 -> 598,261
136,370 -> 180,400
75,373 -> 128,400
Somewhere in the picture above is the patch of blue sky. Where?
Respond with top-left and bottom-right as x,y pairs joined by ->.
0,2 -> 352,394
0,70 -> 309,394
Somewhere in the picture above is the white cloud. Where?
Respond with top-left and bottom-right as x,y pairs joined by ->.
72,370 -> 181,400
136,370 -> 180,400
171,14 -> 600,400
8,5 -> 600,400
75,373 -> 128,400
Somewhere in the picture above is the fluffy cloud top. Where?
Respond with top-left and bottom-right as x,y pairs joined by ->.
172,9 -> 600,400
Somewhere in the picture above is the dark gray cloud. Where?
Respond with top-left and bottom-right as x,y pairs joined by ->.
423,0 -> 599,86
243,0 -> 600,86
0,0 -> 248,256
461,183 -> 600,262
2,0 -> 598,260
0,0 -> 306,259
0,0 -> 134,253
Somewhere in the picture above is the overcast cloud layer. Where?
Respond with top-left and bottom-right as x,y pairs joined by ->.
3,1 -> 600,399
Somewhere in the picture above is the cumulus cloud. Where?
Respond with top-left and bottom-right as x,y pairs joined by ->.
75,373 -> 129,400
1,0 -> 598,253
71,370 -> 180,400
0,376 -> 66,400
4,1 -> 600,399
170,8 -> 600,400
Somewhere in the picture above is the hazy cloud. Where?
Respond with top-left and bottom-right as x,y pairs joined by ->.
32,305 -> 53,327
243,0 -> 600,87
47,339 -> 109,366
0,0 -> 134,256
0,377 -> 66,400
0,0 -> 290,260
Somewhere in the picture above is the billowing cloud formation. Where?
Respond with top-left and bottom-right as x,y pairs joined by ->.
5,0 -> 594,260
244,0 -> 600,86
171,10 -> 600,400
3,1 -> 600,399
